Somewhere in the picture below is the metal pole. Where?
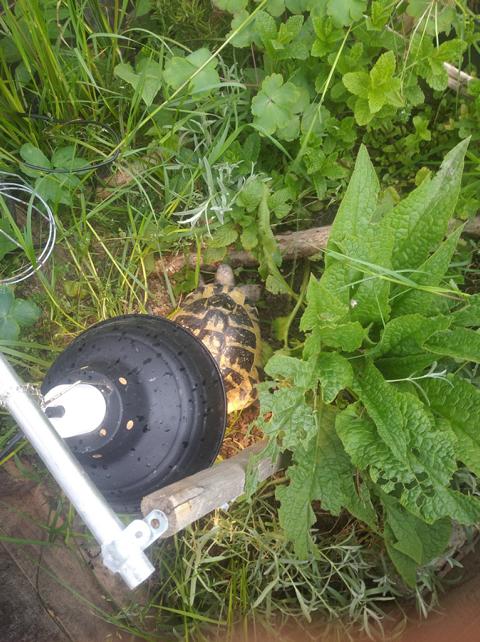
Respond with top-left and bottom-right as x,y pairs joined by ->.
0,352 -> 157,589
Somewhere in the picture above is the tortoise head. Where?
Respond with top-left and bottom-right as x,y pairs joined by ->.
214,264 -> 235,288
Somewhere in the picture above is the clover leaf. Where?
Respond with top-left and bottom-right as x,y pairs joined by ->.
0,287 -> 40,341
251,73 -> 308,141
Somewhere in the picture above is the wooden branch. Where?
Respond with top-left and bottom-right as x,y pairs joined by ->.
159,216 -> 480,273
141,441 -> 283,537
444,62 -> 474,93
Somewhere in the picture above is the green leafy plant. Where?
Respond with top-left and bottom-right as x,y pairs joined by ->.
250,139 -> 480,587
0,287 -> 40,340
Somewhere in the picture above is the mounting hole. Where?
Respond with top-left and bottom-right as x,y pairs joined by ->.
118,377 -> 128,386
45,405 -> 65,419
150,518 -> 160,529
99,428 -> 107,437
126,419 -> 134,431
135,531 -> 143,539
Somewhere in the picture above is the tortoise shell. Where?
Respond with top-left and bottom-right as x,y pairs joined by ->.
172,283 -> 261,414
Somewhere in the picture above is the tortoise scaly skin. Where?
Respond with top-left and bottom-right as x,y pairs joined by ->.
172,282 -> 261,414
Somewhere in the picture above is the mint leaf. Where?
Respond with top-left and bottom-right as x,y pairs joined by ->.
342,71 -> 369,98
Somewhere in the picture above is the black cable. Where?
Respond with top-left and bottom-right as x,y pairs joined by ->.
16,112 -> 120,174
0,431 -> 24,461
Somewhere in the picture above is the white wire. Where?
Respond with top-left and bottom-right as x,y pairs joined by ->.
0,173 -> 56,286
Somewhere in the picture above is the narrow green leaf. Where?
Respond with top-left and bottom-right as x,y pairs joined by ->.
327,145 -> 379,257
383,139 -> 469,271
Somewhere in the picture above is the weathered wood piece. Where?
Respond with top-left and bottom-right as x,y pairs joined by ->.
444,62 -> 474,93
141,441 -> 283,537
158,215 -> 480,274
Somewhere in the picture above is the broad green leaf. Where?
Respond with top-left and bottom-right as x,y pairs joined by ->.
0,287 -> 14,317
51,146 -> 88,171
304,322 -> 366,356
351,360 -> 407,460
353,98 -> 373,125
229,10 -> 260,48
371,314 -> 451,375
425,328 -> 480,363
0,288 -> 39,340
391,227 -> 463,318
337,394 -> 480,524
0,317 -> 19,340
345,224 -> 394,325
326,0 -> 367,25
286,0 -> 314,10
383,495 -> 451,587
212,0 -> 247,11
265,353 -> 317,390
277,405 -> 375,558
327,145 -> 379,255
114,59 -> 163,106
382,494 -> 451,567
164,49 -> 219,94
317,352 -> 353,403
422,375 -> 480,477
257,384 -> 317,451
257,186 -> 293,296
209,224 -> 238,248
375,353 -> 439,380
300,275 -> 350,330
11,299 -> 40,326
240,225 -> 258,250
384,524 -> 417,587
452,294 -> 480,327
383,139 -> 469,271
20,143 -> 51,170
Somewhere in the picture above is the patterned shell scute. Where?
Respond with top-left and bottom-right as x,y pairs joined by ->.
172,284 -> 261,414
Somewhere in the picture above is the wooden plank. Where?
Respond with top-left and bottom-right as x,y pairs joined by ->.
141,441 -> 283,537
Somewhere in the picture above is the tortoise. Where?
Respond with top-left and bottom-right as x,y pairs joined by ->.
171,265 -> 261,414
